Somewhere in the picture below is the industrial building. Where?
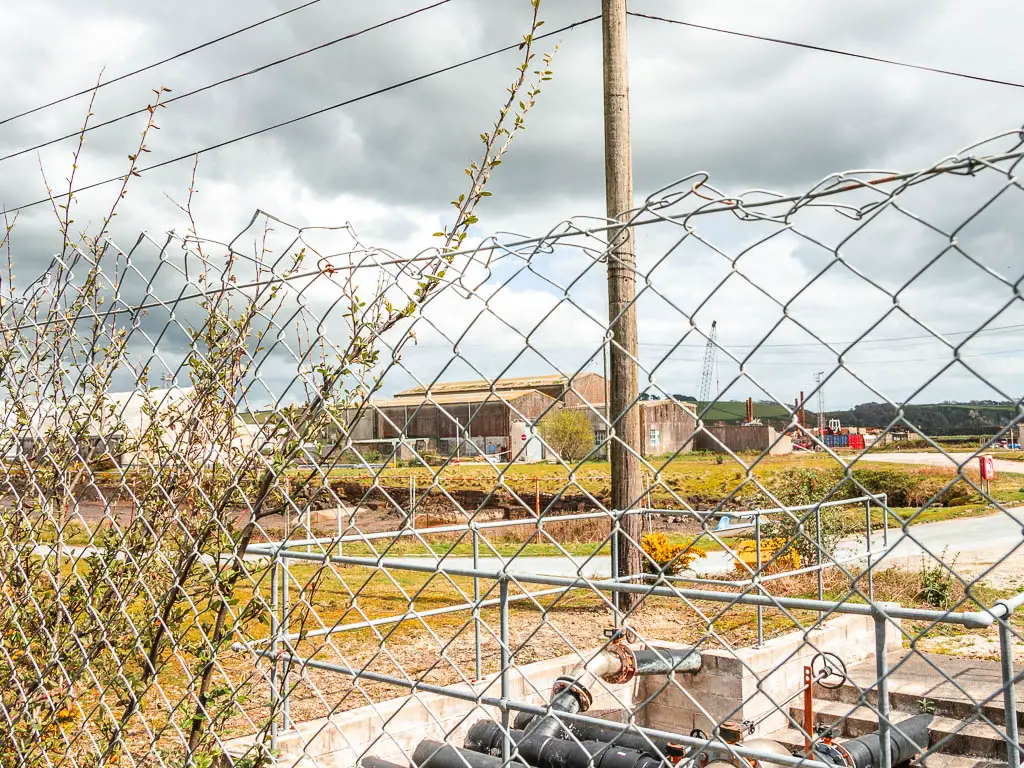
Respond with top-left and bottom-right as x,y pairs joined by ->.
693,424 -> 793,456
331,373 -> 698,463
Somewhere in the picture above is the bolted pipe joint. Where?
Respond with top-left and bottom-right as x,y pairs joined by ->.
515,643 -> 703,737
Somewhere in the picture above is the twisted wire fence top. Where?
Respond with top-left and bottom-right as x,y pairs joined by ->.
0,125 -> 1022,768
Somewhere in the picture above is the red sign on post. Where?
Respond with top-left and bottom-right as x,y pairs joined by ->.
980,455 -> 996,481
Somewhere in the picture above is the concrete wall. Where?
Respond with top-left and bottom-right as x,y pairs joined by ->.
225,613 -> 898,766
640,609 -> 901,737
225,652 -> 636,768
694,424 -> 793,455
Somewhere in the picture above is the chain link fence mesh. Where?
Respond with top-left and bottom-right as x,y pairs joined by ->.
0,127 -> 1023,768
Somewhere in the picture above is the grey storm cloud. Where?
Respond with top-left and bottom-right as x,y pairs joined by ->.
1,0 -> 1024,409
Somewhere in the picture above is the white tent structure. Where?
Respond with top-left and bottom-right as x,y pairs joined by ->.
0,386 -> 259,466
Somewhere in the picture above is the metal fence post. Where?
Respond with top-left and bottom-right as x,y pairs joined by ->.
270,555 -> 280,751
611,510 -> 621,629
865,499 -> 874,601
282,557 -> 291,731
305,503 -> 312,554
755,513 -> 763,646
874,613 -> 892,768
815,504 -> 824,622
999,618 -> 1021,768
499,576 -> 511,766
473,524 -> 482,681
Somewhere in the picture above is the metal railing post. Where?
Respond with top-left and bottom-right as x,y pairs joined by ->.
999,618 -> 1021,768
815,504 -> 824,622
611,510 -> 621,628
473,524 -> 482,681
282,557 -> 291,731
755,513 -> 763,646
270,555 -> 280,751
865,499 -> 874,601
874,613 -> 892,768
499,576 -> 511,766
305,502 -> 312,554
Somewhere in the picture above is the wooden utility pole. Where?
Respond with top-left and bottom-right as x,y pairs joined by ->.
602,0 -> 643,613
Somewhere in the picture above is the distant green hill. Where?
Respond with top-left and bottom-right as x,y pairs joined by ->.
696,399 -> 1018,436
697,401 -> 791,422
825,401 -> 1018,436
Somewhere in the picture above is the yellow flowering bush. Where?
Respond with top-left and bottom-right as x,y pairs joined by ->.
641,533 -> 706,575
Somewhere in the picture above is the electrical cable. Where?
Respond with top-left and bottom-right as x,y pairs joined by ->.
628,10 -> 1024,89
2,15 -> 600,216
0,0 -> 455,164
399,323 -> 1024,352
0,0 -> 325,128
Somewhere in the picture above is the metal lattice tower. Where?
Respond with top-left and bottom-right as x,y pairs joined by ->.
814,370 -> 826,435
697,320 -> 718,411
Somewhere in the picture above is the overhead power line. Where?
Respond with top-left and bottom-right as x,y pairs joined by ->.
628,10 -> 1024,89
3,15 -> 600,216
0,0 -> 455,165
637,322 -> 1024,350
0,0 -> 326,128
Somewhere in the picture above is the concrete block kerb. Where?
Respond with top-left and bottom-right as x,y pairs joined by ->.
224,613 -> 895,767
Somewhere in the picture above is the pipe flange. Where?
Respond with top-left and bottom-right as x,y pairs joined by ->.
552,676 -> 593,712
830,741 -> 854,768
602,643 -> 637,685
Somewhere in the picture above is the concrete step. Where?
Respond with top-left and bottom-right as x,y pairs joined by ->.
791,699 -> 1015,760
766,727 -> 1008,768
816,679 -> 1024,730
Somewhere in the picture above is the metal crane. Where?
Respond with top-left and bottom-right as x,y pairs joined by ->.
698,320 -> 718,413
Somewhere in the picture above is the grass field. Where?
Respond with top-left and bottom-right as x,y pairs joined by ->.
61,450 -> 1024,556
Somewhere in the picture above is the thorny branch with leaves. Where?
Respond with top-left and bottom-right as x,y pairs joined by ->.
0,3 -> 556,766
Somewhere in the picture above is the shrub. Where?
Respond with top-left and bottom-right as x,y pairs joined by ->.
765,468 -> 848,507
731,538 -> 800,576
641,532 -> 706,575
538,409 -> 594,462
917,550 -> 960,609
852,467 -> 977,507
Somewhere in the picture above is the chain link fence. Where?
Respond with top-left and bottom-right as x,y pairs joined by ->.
1,126 -> 1023,768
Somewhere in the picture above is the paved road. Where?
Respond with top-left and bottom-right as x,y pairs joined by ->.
864,451 -> 1024,475
382,509 -> 1024,581
35,499 -> 1024,585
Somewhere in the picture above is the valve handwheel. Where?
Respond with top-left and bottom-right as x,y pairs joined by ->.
810,652 -> 848,690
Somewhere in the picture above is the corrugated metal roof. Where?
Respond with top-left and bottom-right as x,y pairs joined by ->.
394,373 -> 585,398
372,389 -> 553,408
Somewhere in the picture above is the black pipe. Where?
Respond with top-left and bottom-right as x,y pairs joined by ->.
465,721 -> 668,768
488,718 -> 685,759
513,710 -> 534,730
521,735 -> 663,768
631,647 -> 700,676
840,714 -> 933,768
360,758 -> 408,768
521,686 -> 582,744
515,646 -> 700,732
413,739 -> 530,768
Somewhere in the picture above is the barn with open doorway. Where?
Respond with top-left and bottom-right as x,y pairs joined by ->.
361,373 -> 607,462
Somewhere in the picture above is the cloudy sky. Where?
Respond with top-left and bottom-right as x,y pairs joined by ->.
1,0 -> 1023,413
